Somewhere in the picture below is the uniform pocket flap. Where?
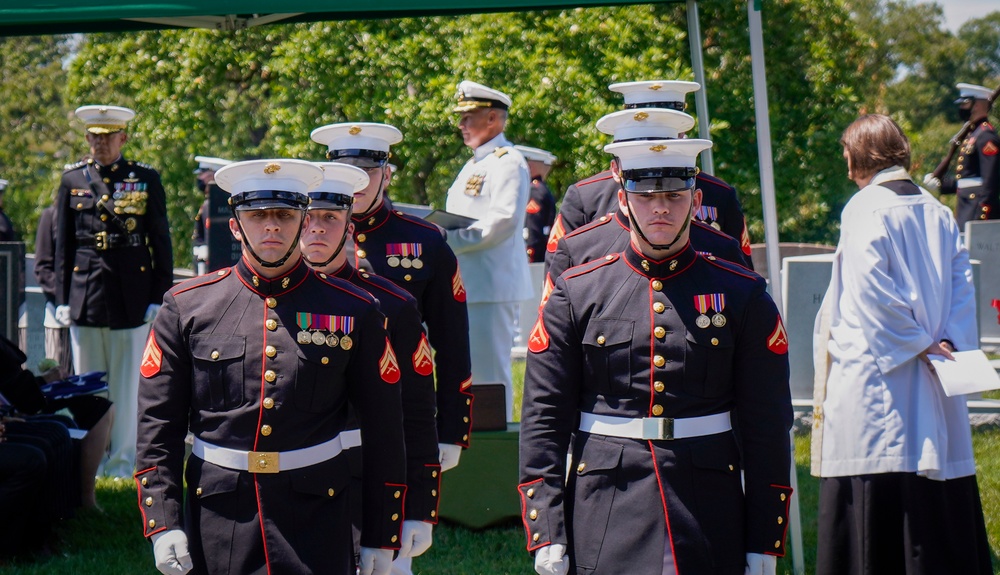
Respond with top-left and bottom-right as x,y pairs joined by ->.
575,436 -> 624,475
190,335 -> 246,362
583,319 -> 634,348
194,461 -> 241,497
290,455 -> 352,498
70,196 -> 95,211
690,437 -> 739,472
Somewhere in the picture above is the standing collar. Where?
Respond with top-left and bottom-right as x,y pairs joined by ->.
473,133 -> 511,162
235,255 -> 311,296
868,165 -> 912,188
352,197 -> 392,231
623,240 -> 697,278
613,208 -> 631,230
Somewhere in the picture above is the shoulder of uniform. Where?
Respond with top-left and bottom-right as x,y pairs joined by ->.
359,271 -> 414,304
171,268 -> 232,296
64,159 -> 90,172
564,253 -> 619,280
390,210 -> 448,239
127,160 -> 159,172
576,171 -> 614,187
315,271 -> 379,305
493,146 -> 510,158
691,220 -> 731,238
696,171 -> 735,191
702,254 -> 763,284
565,213 -> 613,238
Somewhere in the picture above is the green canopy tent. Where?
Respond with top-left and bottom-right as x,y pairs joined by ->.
0,1 -> 801,572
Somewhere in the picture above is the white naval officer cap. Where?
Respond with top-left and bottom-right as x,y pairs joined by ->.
956,83 -> 992,102
609,80 -> 700,111
0,179 -> 7,192
606,138 -> 712,193
194,156 -> 233,174
311,123 -> 402,167
514,145 -> 557,165
74,105 -> 136,134
307,162 -> 370,210
596,108 -> 696,142
215,159 -> 324,211
453,80 -> 512,112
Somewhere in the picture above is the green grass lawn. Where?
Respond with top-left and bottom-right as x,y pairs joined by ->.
6,361 -> 1000,574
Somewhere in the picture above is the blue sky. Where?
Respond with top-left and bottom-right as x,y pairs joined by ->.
917,0 -> 998,33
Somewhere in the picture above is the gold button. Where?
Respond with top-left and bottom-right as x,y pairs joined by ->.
653,355 -> 665,367
430,510 -> 436,518
328,488 -> 335,497
392,513 -> 399,521
263,398 -> 274,409
148,519 -> 156,528
651,280 -> 663,291
321,357 -> 329,365
266,319 -> 277,330
432,470 -> 438,478
777,516 -> 783,525
653,302 -> 665,313
196,487 -> 202,496
597,335 -> 606,345
711,338 -> 719,346
605,255 -> 614,261
529,509 -> 538,520
466,399 -> 472,406
140,266 -> 146,272
463,416 -> 469,423
654,326 -> 666,339
102,194 -> 109,201
394,490 -> 401,499
577,462 -> 586,473
357,249 -> 367,259
100,214 -> 108,222
211,350 -> 220,360
357,233 -> 366,242
774,541 -> 781,549
780,493 -> 786,501
145,497 -> 153,507
261,424 -> 272,436
651,404 -> 663,416
533,533 -> 540,542
391,535 -> 398,543
319,273 -> 327,279
729,465 -> 735,471
76,203 -> 83,209
653,381 -> 665,393
463,434 -> 468,441
405,274 -> 412,281
103,178 -> 110,183
969,193 -> 976,199
265,370 -> 277,383
431,489 -> 438,497
266,345 -> 277,358
141,477 -> 148,486
74,266 -> 80,272
266,297 -> 277,308
526,488 -> 534,498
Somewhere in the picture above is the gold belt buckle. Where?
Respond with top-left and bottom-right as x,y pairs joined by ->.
94,231 -> 108,250
248,451 -> 280,473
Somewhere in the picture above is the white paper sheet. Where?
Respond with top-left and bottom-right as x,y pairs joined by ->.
929,350 -> 1000,397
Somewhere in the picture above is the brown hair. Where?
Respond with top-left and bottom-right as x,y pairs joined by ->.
840,114 -> 911,180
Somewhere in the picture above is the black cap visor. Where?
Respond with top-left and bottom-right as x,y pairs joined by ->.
622,167 -> 698,193
307,192 -> 353,210
231,190 -> 308,211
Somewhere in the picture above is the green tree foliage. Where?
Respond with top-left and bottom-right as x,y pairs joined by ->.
0,35 -> 75,249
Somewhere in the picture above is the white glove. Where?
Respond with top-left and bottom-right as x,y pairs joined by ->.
358,547 -> 393,575
922,173 -> 942,192
398,520 -> 433,558
151,529 -> 193,575
438,443 -> 462,472
145,304 -> 162,323
534,543 -> 569,575
192,245 -> 208,261
55,304 -> 71,327
744,552 -> 777,575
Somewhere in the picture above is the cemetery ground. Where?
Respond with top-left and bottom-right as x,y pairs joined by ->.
4,362 -> 1000,575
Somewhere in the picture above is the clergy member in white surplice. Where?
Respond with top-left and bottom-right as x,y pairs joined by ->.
812,114 -> 991,575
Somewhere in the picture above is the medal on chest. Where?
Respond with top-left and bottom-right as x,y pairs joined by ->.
386,242 -> 424,269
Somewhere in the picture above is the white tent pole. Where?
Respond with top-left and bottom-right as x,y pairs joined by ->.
686,0 -> 714,174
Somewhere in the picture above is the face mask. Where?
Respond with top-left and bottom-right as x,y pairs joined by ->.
958,107 -> 972,122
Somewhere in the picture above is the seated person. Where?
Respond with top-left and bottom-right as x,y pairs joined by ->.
0,335 -> 113,509
0,419 -> 49,558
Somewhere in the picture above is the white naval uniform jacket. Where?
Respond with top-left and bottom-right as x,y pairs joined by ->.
814,166 -> 978,481
445,133 -> 533,303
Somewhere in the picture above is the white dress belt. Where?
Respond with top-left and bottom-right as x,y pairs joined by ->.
957,177 -> 984,189
579,411 -> 732,440
192,432 -> 357,474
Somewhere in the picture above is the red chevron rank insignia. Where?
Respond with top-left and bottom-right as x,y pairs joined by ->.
412,334 -> 434,376
985,142 -> 999,156
539,274 -> 555,310
546,215 -> 565,253
140,331 -> 162,378
460,375 -> 473,390
452,268 -> 466,302
526,199 -> 541,214
527,316 -> 550,353
740,220 -> 752,256
380,338 -> 401,383
767,317 -> 788,355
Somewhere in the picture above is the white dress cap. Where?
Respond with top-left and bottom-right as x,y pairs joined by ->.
0,179 -> 8,191
215,159 -> 324,211
314,162 -> 370,196
608,81 -> 700,109
956,83 -> 992,101
596,109 -> 696,141
194,156 -> 233,173
74,105 -> 136,134
453,80 -> 513,112
605,138 -> 713,171
311,123 -> 403,156
514,145 -> 557,165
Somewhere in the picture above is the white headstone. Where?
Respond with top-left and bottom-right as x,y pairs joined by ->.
965,221 -> 1000,345
781,254 -> 834,400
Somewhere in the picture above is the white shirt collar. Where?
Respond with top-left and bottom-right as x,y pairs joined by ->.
473,132 -> 511,162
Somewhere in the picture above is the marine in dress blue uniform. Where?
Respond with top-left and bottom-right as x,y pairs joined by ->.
519,139 -> 792,575
135,159 -> 406,575
54,105 -> 173,478
310,123 -> 473,467
515,145 -> 558,263
549,81 -> 751,257
300,162 -> 441,571
930,83 -> 1000,228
